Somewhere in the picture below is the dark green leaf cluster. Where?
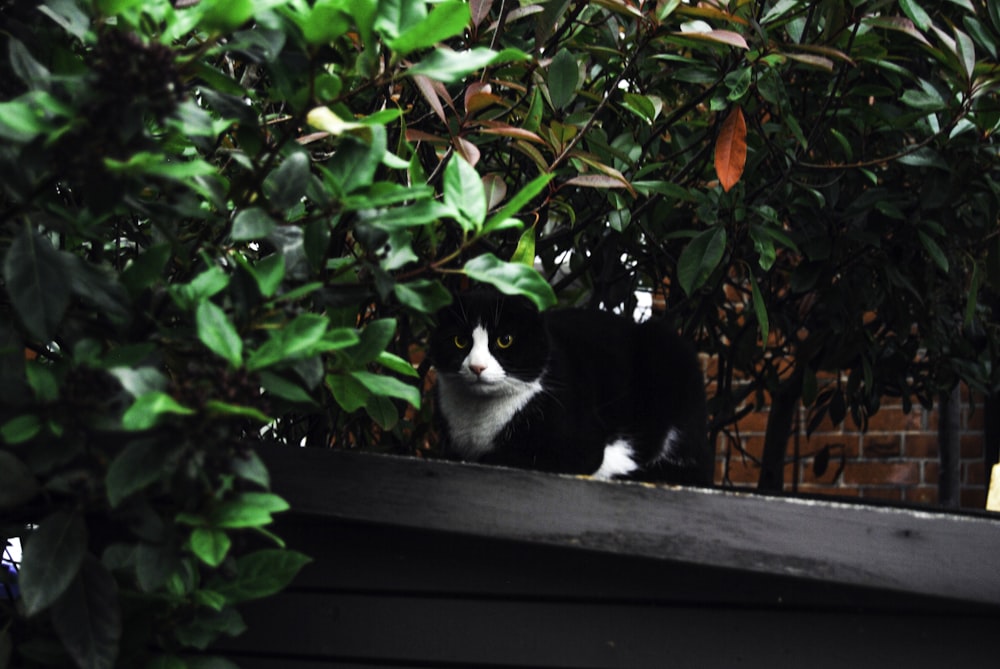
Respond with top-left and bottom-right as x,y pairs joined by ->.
2,0 -> 1000,663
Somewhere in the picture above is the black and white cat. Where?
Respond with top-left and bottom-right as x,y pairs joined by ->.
429,288 -> 712,485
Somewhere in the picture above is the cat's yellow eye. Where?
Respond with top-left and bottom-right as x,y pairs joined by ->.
454,335 -> 469,349
496,334 -> 515,349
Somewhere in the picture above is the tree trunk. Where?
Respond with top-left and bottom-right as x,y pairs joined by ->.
937,385 -> 961,508
758,369 -> 803,493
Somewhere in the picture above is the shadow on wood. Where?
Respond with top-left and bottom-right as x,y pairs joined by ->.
217,447 -> 1000,668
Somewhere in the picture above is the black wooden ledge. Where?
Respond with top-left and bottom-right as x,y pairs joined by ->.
217,446 -> 1000,668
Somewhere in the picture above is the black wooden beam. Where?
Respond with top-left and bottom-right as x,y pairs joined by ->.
259,446 -> 1000,606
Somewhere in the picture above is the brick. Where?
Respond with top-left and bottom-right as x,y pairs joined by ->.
861,435 -> 901,459
843,461 -> 920,486
923,462 -> 940,486
858,487 -> 904,502
865,406 -> 923,433
796,483 -> 861,499
717,454 -> 762,486
903,434 -> 939,459
965,406 -> 985,431
905,486 -> 938,505
960,435 -> 984,459
735,409 -> 770,434
965,461 -> 986,486
803,433 -> 860,458
961,488 -> 987,509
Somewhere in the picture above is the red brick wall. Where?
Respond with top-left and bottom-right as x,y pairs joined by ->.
715,383 -> 989,509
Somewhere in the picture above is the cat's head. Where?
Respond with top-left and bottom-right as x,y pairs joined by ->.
429,288 -> 548,396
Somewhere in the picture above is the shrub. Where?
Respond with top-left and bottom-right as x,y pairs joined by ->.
2,0 -> 999,666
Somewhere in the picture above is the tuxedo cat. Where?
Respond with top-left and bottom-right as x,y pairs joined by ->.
429,288 -> 712,485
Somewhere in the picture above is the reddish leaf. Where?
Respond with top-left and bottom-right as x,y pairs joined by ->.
715,106 -> 747,193
475,121 -> 545,143
673,29 -> 749,50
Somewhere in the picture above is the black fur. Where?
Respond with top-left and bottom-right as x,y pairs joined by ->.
429,289 -> 712,485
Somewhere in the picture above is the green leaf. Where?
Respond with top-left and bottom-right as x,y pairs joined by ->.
50,556 -> 121,669
376,351 -> 419,378
393,279 -> 452,313
3,225 -> 71,341
374,0 -> 427,40
677,227 -> 727,295
407,47 -> 530,83
170,266 -> 230,310
121,243 -> 171,296
191,528 -> 232,567
210,492 -> 289,529
135,544 -> 184,592
444,154 -> 487,231
0,99 -> 48,142
204,400 -> 273,424
463,253 -> 557,310
749,272 -> 769,347
350,370 -> 421,408
25,359 -> 58,401
483,173 -> 553,233
231,450 -> 271,488
510,226 -> 537,266
122,392 -> 196,431
231,208 -> 277,241
343,318 -> 397,365
1,414 -> 42,444
19,510 -> 88,616
547,49 -> 579,110
298,0 -> 352,45
106,439 -> 177,508
247,313 -> 332,371
196,301 -> 243,368
260,371 -> 317,405
109,366 -> 168,398
0,450 -> 40,508
264,151 -> 311,210
252,254 -> 285,298
327,373 -> 370,412
918,230 -> 949,272
210,549 -> 312,604
386,0 -> 470,56
899,0 -> 931,31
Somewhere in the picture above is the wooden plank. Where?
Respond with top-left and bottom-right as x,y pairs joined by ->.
275,517 -> 986,613
229,591 -> 997,668
260,447 -> 1000,606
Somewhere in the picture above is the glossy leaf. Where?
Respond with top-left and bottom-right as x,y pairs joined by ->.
444,154 -> 487,231
715,106 -> 747,193
386,0 -> 469,56
50,556 -> 121,669
196,301 -> 243,368
3,225 -> 70,342
677,227 -> 727,296
122,392 -> 196,431
231,208 -> 277,241
190,528 -> 232,569
547,49 -> 579,109
351,370 -> 421,408
463,253 -> 557,310
407,47 -> 530,83
210,549 -> 312,604
19,510 -> 88,616
106,439 -> 177,507
0,451 -> 40,508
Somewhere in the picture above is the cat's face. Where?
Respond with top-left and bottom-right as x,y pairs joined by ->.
430,290 -> 547,397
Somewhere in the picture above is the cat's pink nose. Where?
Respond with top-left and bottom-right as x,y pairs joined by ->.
469,363 -> 487,376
